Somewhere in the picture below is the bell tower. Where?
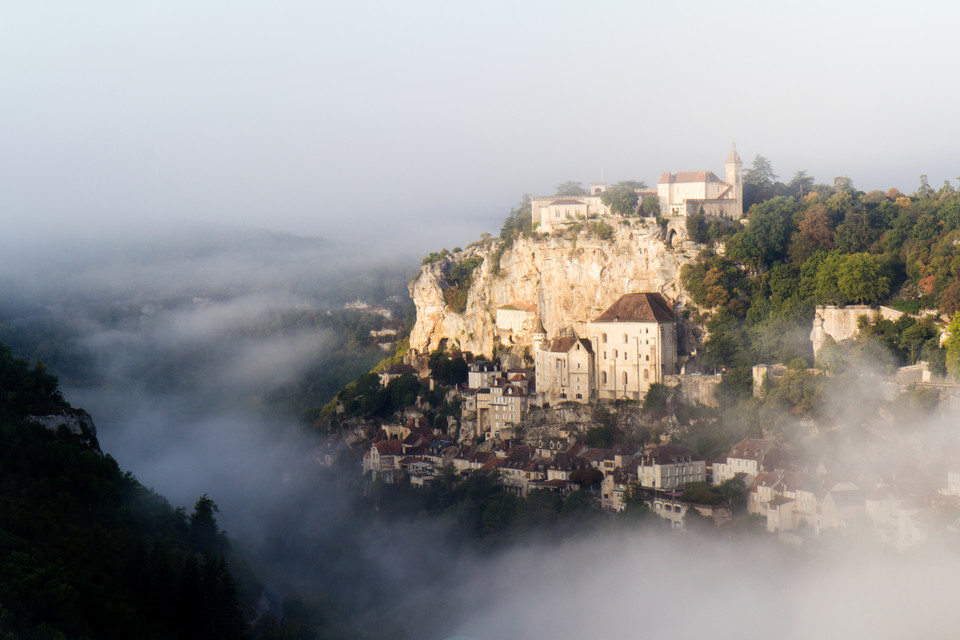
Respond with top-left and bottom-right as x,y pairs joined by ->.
724,142 -> 744,219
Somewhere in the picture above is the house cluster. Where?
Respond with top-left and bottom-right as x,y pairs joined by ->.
533,292 -> 678,404
359,421 -> 733,531
715,437 -> 960,549
529,145 -> 744,232
460,360 -> 533,441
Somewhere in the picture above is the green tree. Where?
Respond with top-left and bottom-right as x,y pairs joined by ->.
946,312 -> 960,379
555,181 -> 587,196
788,170 -> 814,197
837,252 -> 889,304
686,207 -> 709,243
744,155 -> 778,189
600,184 -> 640,216
643,382 -> 669,414
727,196 -> 798,271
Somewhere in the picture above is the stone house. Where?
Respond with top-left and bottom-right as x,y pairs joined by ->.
363,439 -> 404,477
475,382 -> 529,438
534,336 -> 595,404
496,304 -> 537,344
713,438 -> 778,485
379,363 -> 418,387
530,182 -> 611,232
601,468 -> 637,512
636,444 -> 705,490
468,360 -> 501,389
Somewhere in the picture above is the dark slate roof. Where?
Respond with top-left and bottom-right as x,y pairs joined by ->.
384,363 -> 417,375
593,293 -> 674,324
641,443 -> 702,465
548,337 -> 594,354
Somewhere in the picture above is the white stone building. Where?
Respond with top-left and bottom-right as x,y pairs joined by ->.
588,292 -> 677,401
658,145 -> 743,220
637,444 -> 705,490
534,336 -> 595,404
531,182 -> 611,232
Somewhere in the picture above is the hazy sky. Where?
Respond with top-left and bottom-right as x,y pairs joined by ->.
4,1 -> 959,252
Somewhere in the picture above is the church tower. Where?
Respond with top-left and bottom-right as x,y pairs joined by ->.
724,142 -> 744,219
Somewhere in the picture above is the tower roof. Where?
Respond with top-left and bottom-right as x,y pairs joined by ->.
726,143 -> 742,165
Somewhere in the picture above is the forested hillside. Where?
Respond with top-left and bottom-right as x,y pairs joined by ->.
0,343 -> 247,640
682,164 -> 960,395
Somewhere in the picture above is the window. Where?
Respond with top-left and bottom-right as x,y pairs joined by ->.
623,333 -> 628,344
643,369 -> 649,381
622,371 -> 628,385
601,371 -> 607,384
645,355 -> 649,361
602,333 -> 607,343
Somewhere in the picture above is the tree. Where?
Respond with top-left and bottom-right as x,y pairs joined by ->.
837,253 -> 889,304
643,382 -> 669,414
600,184 -> 640,216
555,181 -> 587,196
727,196 -> 798,271
946,312 -> 960,379
939,280 -> 960,317
615,179 -> 648,190
686,207 -> 708,243
570,467 -> 604,489
744,155 -> 778,189
788,170 -> 814,197
190,494 -> 228,553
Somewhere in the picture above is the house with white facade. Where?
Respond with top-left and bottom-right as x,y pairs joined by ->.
531,182 -> 611,232
637,444 -> 705,490
658,145 -> 743,220
534,336 -> 595,404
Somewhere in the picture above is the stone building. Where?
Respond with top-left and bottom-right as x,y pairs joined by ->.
534,336 -> 595,404
530,182 -> 611,232
588,292 -> 677,401
658,145 -> 743,220
637,443 -> 705,490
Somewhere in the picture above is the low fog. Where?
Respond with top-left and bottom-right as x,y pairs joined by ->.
5,224 -> 960,638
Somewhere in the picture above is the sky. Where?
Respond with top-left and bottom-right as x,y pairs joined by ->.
4,1 -> 960,254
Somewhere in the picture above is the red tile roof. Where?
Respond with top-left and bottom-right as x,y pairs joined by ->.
658,170 -> 724,184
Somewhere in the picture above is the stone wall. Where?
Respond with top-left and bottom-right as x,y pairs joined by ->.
664,373 -> 723,407
810,305 -> 905,354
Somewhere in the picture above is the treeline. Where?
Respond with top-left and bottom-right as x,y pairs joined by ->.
682,164 -> 960,398
0,343 -> 247,639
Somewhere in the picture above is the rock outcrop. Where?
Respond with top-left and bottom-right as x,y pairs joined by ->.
408,219 -> 698,358
28,409 -> 101,452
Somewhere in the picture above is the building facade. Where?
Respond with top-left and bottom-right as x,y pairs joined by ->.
658,145 -> 743,220
588,292 -> 677,401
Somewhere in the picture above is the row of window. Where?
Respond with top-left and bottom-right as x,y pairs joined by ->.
601,328 -> 654,343
599,369 -> 651,385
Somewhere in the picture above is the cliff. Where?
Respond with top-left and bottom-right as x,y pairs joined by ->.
408,219 -> 697,358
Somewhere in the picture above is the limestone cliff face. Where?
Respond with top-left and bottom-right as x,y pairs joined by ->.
408,219 -> 697,357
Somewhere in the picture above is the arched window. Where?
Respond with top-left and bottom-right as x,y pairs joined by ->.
623,333 -> 628,344
601,371 -> 607,384
643,369 -> 649,381
622,371 -> 628,386
602,333 -> 607,343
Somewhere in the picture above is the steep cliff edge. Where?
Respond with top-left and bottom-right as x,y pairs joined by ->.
408,219 -> 697,358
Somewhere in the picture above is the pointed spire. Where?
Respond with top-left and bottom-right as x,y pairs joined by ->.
726,140 -> 742,165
